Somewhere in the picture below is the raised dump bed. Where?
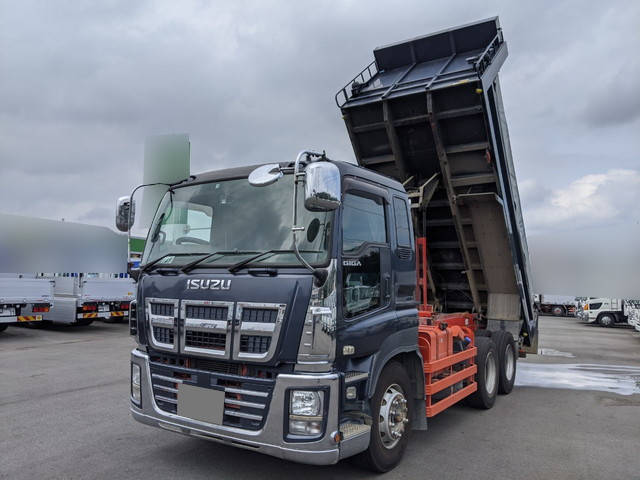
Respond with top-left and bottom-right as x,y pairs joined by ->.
336,17 -> 536,345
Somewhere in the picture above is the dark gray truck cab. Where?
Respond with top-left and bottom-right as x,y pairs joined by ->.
129,160 -> 423,465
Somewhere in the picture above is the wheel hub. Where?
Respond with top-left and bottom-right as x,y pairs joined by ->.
378,384 -> 408,449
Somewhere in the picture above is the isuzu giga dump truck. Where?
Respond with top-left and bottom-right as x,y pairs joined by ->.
120,18 -> 536,471
0,274 -> 53,333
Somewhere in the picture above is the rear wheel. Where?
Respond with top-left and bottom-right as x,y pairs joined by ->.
598,313 -> 614,327
355,362 -> 411,472
75,319 -> 94,327
491,330 -> 517,394
466,336 -> 498,409
552,305 -> 565,316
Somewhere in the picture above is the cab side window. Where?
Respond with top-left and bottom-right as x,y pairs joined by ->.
342,192 -> 387,319
392,197 -> 412,248
342,193 -> 386,252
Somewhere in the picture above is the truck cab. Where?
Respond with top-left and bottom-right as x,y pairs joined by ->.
581,298 -> 628,327
126,155 -> 428,466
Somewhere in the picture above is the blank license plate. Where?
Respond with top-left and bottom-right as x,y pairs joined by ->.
99,305 -> 109,312
177,384 -> 225,425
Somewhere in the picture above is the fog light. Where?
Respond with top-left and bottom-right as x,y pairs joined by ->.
289,417 -> 323,435
131,363 -> 141,405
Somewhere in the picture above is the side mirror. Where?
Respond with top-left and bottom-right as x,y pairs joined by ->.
128,265 -> 141,282
304,162 -> 341,211
115,196 -> 136,232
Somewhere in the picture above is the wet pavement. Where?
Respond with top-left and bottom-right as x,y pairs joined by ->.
1,315 -> 639,479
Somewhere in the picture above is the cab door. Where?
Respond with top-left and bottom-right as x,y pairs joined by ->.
339,182 -> 395,356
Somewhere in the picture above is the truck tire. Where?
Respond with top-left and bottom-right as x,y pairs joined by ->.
0,324 -> 8,332
598,313 -> 614,328
491,330 -> 517,394
75,319 -> 94,327
466,336 -> 498,409
355,362 -> 411,472
552,305 -> 565,316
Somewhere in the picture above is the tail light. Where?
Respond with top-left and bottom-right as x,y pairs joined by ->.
120,302 -> 130,311
83,304 -> 97,312
33,304 -> 50,313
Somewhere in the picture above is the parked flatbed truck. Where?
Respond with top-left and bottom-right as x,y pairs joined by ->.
43,273 -> 134,326
0,274 -> 53,333
121,17 -> 536,471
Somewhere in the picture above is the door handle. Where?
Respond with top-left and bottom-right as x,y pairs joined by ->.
383,274 -> 391,300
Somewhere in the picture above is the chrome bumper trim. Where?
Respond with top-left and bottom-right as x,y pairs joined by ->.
130,349 -> 371,465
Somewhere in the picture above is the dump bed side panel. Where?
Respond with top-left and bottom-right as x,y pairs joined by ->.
337,18 -> 536,343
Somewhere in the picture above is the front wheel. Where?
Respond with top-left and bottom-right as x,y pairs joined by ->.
355,362 -> 411,472
598,314 -> 615,327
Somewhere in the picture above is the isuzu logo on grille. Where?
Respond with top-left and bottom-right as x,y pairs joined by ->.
186,279 -> 231,290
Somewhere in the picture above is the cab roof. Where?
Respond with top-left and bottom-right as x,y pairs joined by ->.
176,159 -> 406,193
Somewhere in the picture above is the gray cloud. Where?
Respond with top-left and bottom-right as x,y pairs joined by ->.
0,0 -> 639,293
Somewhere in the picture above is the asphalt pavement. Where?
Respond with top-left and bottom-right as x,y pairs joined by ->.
1,316 -> 639,479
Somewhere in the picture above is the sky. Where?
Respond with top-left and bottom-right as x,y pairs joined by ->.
0,0 -> 639,296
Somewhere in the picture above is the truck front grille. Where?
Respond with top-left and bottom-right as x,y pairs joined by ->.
241,307 -> 278,323
151,303 -> 174,316
240,335 -> 271,354
149,362 -> 274,431
185,330 -> 226,350
153,326 -> 174,344
185,305 -> 228,320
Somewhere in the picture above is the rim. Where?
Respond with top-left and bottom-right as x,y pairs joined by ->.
504,343 -> 515,380
485,351 -> 497,396
601,315 -> 612,326
378,383 -> 408,449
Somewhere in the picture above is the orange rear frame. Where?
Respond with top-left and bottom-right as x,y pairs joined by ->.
415,236 -> 479,417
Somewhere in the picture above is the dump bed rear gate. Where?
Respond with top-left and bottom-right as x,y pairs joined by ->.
337,17 -> 535,343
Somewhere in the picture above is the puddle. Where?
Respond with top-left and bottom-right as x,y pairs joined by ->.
516,363 -> 640,396
537,348 -> 575,358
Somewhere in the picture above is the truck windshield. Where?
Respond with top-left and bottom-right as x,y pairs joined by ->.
141,174 -> 333,268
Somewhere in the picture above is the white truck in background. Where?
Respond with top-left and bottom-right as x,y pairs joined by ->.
534,294 -> 577,317
42,273 -> 135,326
581,298 -> 630,327
0,274 -> 53,333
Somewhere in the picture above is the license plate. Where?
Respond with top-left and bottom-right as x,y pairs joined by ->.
0,307 -> 16,316
99,305 -> 109,312
177,384 -> 225,425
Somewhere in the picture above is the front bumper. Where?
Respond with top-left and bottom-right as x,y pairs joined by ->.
130,349 -> 362,465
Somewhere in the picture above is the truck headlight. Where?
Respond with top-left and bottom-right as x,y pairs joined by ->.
290,390 -> 322,416
289,390 -> 324,436
131,363 -> 141,406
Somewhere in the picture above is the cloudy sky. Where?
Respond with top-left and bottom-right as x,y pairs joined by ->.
1,0 -> 638,295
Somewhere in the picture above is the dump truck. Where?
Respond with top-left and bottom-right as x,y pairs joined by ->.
121,17 -> 536,471
0,274 -> 53,333
535,294 -> 577,317
43,273 -> 135,326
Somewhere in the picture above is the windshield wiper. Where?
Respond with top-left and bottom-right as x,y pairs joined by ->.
140,252 -> 210,274
228,249 -> 322,274
180,250 -> 259,273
